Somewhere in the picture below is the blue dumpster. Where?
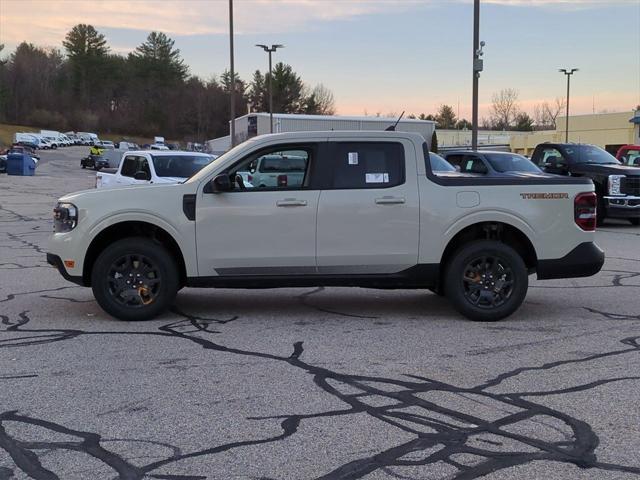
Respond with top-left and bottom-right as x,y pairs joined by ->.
6,153 -> 36,176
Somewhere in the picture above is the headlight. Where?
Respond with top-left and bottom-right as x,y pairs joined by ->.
53,202 -> 78,232
608,175 -> 625,196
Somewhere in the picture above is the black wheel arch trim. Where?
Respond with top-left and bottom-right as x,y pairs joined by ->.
536,242 -> 604,280
46,253 -> 86,286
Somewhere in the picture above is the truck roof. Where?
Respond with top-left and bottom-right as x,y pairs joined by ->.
124,150 -> 212,156
249,130 -> 427,142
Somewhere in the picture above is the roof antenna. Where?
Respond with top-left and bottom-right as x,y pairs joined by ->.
385,111 -> 405,131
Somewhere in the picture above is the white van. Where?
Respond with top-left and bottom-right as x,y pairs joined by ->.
77,132 -> 99,146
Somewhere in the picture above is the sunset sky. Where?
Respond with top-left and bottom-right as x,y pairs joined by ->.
1,0 -> 638,119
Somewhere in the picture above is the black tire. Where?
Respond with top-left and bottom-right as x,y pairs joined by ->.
428,287 -> 444,296
81,164 -> 86,169
630,218 -> 640,226
444,240 -> 528,322
91,237 -> 179,321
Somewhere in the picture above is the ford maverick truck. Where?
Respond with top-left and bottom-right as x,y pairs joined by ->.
47,131 -> 604,322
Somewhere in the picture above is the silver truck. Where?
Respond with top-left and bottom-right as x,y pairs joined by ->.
47,131 -> 604,322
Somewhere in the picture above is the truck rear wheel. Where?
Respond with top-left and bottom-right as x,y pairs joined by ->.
91,237 -> 178,321
444,240 -> 528,322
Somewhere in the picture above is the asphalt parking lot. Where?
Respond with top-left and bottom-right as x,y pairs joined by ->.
1,146 -> 640,480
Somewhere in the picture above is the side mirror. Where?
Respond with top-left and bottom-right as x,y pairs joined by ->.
211,173 -> 232,193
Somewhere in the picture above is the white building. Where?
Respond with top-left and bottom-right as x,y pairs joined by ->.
207,113 -> 436,154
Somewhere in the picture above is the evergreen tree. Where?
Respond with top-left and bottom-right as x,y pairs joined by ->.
431,131 -> 438,153
436,104 -> 457,129
63,24 -> 109,103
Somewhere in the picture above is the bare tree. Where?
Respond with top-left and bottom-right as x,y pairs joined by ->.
490,88 -> 519,130
545,97 -> 565,129
533,97 -> 566,130
310,83 -> 336,115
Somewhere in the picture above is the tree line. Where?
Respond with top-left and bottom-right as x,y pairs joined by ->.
0,25 -> 336,141
409,89 -> 569,132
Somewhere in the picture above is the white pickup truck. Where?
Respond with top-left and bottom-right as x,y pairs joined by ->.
47,131 -> 604,322
95,150 -> 215,188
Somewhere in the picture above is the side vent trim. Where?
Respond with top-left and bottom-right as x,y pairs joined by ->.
183,194 -> 196,221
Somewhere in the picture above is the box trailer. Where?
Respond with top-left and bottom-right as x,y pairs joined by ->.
207,113 -> 436,153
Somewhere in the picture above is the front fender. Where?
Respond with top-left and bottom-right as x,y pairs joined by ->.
84,210 -> 197,276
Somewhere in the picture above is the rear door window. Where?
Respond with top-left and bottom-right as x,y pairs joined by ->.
327,142 -> 405,189
537,147 -> 565,168
120,156 -> 139,177
460,155 -> 488,174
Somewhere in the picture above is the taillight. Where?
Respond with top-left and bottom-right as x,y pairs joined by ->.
574,192 -> 597,231
277,174 -> 288,187
247,175 -> 253,182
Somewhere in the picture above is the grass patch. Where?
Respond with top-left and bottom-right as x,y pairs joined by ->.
0,123 -> 40,147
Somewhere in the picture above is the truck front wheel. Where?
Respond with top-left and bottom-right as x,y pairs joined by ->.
91,237 -> 179,321
445,240 -> 528,322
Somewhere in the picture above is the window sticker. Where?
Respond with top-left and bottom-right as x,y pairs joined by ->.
365,173 -> 388,183
348,152 -> 359,165
466,160 -> 474,171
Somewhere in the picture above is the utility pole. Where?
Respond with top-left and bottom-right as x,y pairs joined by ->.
256,44 -> 284,133
472,0 -> 485,151
559,68 -> 578,142
229,0 -> 236,147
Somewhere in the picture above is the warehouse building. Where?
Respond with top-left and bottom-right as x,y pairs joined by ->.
207,113 -> 435,154
511,110 -> 640,156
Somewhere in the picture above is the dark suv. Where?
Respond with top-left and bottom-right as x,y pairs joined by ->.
531,143 -> 640,225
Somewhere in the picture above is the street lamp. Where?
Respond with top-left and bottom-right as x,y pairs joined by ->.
559,68 -> 578,143
471,0 -> 485,151
229,0 -> 236,147
256,44 -> 284,133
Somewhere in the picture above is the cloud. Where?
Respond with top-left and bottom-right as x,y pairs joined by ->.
0,0 -> 417,49
0,0 -> 635,51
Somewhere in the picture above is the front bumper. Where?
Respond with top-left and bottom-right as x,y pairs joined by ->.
537,242 -> 604,280
46,253 -> 85,286
604,196 -> 640,218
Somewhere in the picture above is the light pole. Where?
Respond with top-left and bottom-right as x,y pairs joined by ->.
229,0 -> 236,147
559,68 -> 578,143
471,0 -> 485,151
256,44 -> 284,133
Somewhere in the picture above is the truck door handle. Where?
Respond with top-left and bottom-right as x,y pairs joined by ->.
276,199 -> 307,207
375,196 -> 405,205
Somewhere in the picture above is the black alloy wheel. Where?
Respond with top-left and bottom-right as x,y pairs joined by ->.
461,255 -> 514,309
92,237 -> 178,321
445,240 -> 528,322
106,254 -> 162,308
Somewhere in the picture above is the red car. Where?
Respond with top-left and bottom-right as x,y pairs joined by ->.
616,145 -> 640,166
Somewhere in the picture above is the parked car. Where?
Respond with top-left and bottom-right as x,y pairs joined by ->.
95,151 -> 215,188
94,140 -> 115,149
0,154 -> 6,173
616,145 -> 640,167
77,132 -> 99,146
531,143 -> 640,225
47,131 -> 604,322
237,152 -> 307,188
441,151 -> 543,177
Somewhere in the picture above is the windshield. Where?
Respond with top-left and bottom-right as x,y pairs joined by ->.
484,153 -> 541,173
151,155 -> 214,178
428,152 -> 456,172
565,145 -> 620,165
621,149 -> 640,167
